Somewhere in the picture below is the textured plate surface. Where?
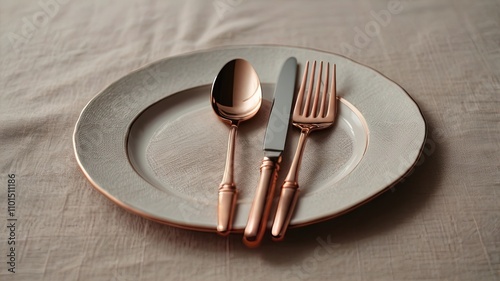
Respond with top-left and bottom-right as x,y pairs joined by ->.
73,45 -> 426,232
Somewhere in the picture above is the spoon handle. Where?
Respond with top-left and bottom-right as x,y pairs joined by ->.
217,185 -> 237,235
243,156 -> 280,247
217,125 -> 238,235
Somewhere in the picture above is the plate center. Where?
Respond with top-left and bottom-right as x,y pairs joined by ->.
128,85 -> 368,204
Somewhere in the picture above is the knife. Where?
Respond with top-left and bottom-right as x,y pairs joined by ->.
243,57 -> 297,247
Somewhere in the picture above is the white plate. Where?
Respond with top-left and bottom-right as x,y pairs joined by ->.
73,45 -> 426,232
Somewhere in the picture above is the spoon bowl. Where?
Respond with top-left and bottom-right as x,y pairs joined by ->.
211,60 -> 262,124
211,59 -> 262,235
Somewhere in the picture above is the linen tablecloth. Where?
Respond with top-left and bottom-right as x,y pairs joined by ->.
1,0 -> 499,280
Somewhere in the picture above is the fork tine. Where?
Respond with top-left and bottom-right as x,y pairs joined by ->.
294,61 -> 309,116
302,61 -> 316,116
327,64 -> 337,118
311,61 -> 323,117
319,62 -> 329,117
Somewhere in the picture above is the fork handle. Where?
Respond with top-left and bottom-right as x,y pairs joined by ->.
243,156 -> 280,247
271,128 -> 310,240
271,182 -> 300,241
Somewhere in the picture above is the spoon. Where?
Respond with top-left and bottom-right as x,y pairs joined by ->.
211,59 -> 262,235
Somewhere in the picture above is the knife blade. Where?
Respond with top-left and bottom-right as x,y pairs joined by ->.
243,57 -> 297,247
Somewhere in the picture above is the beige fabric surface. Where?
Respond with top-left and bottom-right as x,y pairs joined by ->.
1,0 -> 499,280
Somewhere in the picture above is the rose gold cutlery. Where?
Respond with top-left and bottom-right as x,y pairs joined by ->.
211,59 -> 262,235
271,61 -> 338,241
243,57 -> 297,247
211,58 -> 336,241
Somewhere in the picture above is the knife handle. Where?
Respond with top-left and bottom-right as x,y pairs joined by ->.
271,181 -> 300,241
243,156 -> 280,247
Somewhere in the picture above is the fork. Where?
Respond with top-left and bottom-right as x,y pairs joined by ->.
271,60 -> 337,241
